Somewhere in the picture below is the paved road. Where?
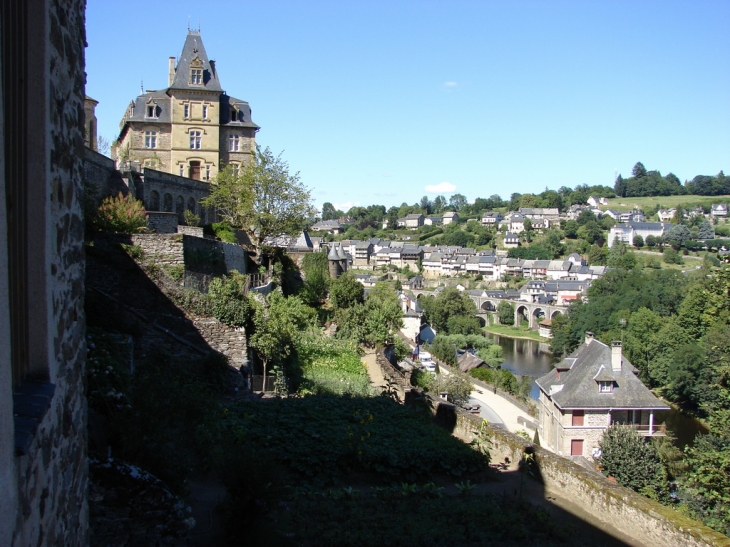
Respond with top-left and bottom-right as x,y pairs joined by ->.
469,387 -> 537,434
468,396 -> 505,428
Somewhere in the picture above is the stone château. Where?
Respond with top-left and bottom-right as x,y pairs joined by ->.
114,31 -> 259,182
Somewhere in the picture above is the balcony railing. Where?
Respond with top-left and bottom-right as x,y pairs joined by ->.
613,422 -> 667,435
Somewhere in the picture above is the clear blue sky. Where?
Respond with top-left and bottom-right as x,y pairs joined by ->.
86,0 -> 729,211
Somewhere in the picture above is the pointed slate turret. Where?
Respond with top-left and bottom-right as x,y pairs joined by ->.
328,244 -> 342,279
169,31 -> 222,91
336,243 -> 348,272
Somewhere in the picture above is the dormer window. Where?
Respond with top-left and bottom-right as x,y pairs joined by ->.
230,108 -> 238,122
599,381 -> 613,393
146,104 -> 158,118
191,68 -> 202,85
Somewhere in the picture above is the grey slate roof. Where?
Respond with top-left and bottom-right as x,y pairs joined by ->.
535,340 -> 669,410
171,32 -> 222,91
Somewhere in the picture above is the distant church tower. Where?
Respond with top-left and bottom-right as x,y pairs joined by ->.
328,244 -> 343,279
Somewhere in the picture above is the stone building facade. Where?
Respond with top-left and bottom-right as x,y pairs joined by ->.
0,0 -> 89,545
113,31 -> 259,182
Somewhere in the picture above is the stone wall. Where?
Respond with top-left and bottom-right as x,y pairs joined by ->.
0,1 -> 90,545
191,318 -> 249,368
132,167 -> 214,224
376,346 -> 729,547
422,395 -> 730,547
177,225 -> 204,238
83,147 -> 128,204
147,212 -> 179,234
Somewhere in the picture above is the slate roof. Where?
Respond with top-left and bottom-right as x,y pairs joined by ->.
535,340 -> 669,410
170,32 -> 222,92
458,352 -> 485,373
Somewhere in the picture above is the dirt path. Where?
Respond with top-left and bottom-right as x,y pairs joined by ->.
362,349 -> 387,393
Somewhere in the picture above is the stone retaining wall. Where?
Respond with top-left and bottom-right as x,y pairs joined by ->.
147,212 -> 179,234
373,349 -> 729,547
191,318 -> 249,368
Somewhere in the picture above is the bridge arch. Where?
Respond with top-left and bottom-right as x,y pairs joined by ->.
515,304 -> 529,327
531,307 -> 546,329
480,300 -> 496,312
550,309 -> 564,319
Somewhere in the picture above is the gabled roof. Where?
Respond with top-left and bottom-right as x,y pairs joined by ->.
170,32 -> 222,92
535,340 -> 668,410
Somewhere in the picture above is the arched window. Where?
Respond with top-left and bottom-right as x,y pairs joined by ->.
175,195 -> 185,216
187,198 -> 196,213
149,190 -> 160,211
163,193 -> 173,212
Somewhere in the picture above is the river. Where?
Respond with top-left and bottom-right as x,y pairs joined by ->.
486,333 -> 708,447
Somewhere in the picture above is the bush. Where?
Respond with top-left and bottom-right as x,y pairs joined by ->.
212,221 -> 236,243
598,425 -> 668,501
93,192 -> 148,233
183,209 -> 200,227
663,247 -> 684,265
208,272 -> 253,327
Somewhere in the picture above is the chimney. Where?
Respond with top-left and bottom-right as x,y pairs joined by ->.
168,57 -> 176,86
585,331 -> 594,345
611,342 -> 622,372
209,59 -> 216,76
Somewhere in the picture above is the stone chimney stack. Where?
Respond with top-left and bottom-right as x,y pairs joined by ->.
168,57 -> 176,86
585,331 -> 594,345
611,342 -> 622,372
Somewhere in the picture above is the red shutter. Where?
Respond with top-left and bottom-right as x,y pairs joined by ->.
572,410 -> 585,426
571,439 -> 584,456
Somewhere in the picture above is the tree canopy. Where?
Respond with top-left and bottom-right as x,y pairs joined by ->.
202,146 -> 315,247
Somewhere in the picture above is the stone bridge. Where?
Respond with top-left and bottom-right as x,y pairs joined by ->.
411,289 -> 566,330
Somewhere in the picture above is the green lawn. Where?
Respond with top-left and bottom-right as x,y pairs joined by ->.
604,195 -> 730,212
483,324 -> 547,342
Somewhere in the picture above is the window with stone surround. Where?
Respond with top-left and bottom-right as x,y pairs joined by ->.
205,165 -> 211,180
191,68 -> 202,85
146,104 -> 158,118
230,107 -> 238,122
179,164 -> 184,176
144,131 -> 157,149
202,104 -> 208,119
190,130 -> 201,149
184,104 -> 190,118
599,381 -> 613,393
229,134 -> 240,151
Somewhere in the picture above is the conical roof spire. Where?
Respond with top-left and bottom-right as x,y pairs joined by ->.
328,244 -> 340,261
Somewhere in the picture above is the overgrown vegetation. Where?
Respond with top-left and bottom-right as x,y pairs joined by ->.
92,192 -> 148,233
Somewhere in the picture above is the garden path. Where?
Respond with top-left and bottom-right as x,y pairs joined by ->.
362,349 -> 387,393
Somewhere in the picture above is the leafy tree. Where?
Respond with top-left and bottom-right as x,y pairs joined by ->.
93,192 -> 148,233
587,244 -> 608,265
564,220 -> 579,239
632,162 -> 647,178
250,291 -> 316,386
420,287 -> 476,333
335,282 -> 403,346
633,235 -> 644,248
432,195 -> 447,214
598,425 -> 668,501
446,315 -> 482,336
299,250 -> 330,306
520,194 -> 538,209
449,193 -> 468,211
202,146 -> 315,248
329,271 -> 364,310
646,235 -> 657,248
419,196 -> 433,214
698,219 -> 715,240
321,202 -> 338,221
680,434 -> 730,534
663,248 -> 683,265
577,221 -> 604,246
665,224 -> 691,248
497,301 -> 514,325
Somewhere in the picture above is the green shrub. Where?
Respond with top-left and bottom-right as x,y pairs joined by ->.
164,264 -> 185,282
212,221 -> 236,243
208,272 -> 252,327
93,192 -> 148,233
183,209 -> 201,227
120,243 -> 144,260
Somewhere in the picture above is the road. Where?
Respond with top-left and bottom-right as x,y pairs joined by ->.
468,396 -> 505,428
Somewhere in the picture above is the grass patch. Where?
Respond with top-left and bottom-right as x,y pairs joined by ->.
605,195 -> 730,212
483,324 -> 546,342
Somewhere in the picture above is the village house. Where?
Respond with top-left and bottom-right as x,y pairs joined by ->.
608,222 -> 670,244
657,208 -> 677,222
519,207 -> 561,221
481,211 -> 502,225
354,241 -> 373,266
311,219 -> 344,233
423,215 -> 443,226
503,232 -> 520,248
442,211 -> 459,225
587,196 -> 609,207
536,334 -> 669,459
506,213 -> 526,233
405,213 -> 425,229
711,204 -> 728,218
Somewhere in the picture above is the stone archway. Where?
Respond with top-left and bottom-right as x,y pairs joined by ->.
481,300 -> 496,312
163,193 -> 173,212
515,305 -> 529,327
531,307 -> 546,329
149,190 -> 160,211
551,309 -> 564,319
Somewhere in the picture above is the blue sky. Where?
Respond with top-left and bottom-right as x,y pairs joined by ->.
86,1 -> 729,211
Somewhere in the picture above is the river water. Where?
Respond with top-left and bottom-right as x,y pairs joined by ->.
486,333 -> 708,447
